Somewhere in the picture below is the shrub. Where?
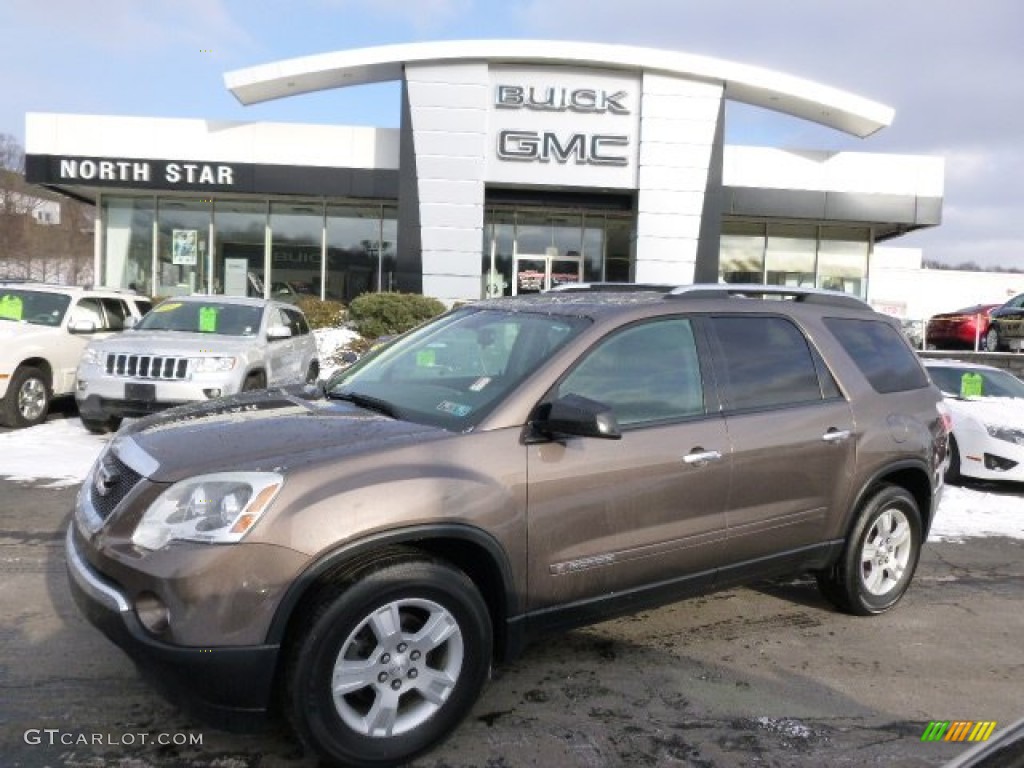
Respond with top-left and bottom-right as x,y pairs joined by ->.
347,292 -> 446,339
296,296 -> 347,330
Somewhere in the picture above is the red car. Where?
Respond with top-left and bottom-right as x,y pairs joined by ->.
925,304 -> 999,349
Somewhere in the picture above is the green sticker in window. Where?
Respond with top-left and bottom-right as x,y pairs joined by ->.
0,294 -> 23,320
199,306 -> 219,333
416,349 -> 436,367
960,372 -> 983,398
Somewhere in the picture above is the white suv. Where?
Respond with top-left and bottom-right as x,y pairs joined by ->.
0,283 -> 152,428
75,295 -> 320,434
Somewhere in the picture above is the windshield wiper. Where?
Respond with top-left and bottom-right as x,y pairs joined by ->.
327,391 -> 399,419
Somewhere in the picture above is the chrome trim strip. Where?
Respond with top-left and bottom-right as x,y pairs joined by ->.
111,435 -> 160,477
65,525 -> 131,614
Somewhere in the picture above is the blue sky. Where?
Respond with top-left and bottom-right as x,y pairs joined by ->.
3,0 -> 1022,270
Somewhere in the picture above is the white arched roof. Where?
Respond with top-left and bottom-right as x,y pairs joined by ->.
224,40 -> 894,138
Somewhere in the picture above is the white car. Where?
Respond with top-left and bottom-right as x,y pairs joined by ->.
0,283 -> 152,428
924,360 -> 1024,483
75,295 -> 319,434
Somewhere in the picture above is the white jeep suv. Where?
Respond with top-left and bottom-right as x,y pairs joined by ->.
75,295 -> 320,434
0,283 -> 152,428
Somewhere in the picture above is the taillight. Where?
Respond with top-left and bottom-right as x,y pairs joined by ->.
936,401 -> 953,435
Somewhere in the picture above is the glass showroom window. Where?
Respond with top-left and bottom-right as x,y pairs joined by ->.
720,221 -> 765,284
603,216 -> 634,283
156,199 -> 211,297
214,200 -> 267,297
765,223 -> 816,288
270,201 -> 324,301
482,209 -> 515,298
581,214 -> 605,283
102,196 -> 154,295
818,226 -> 869,297
326,204 -> 392,303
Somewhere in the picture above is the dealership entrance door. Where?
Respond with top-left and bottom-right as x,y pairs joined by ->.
513,252 -> 583,295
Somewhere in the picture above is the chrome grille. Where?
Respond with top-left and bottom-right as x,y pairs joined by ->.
90,453 -> 143,520
106,353 -> 189,380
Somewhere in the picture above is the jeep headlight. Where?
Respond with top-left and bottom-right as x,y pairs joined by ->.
132,472 -> 282,550
81,346 -> 104,366
985,424 -> 1024,446
190,356 -> 237,373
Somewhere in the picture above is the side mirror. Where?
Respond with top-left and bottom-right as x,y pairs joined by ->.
267,326 -> 293,341
68,320 -> 97,334
531,394 -> 622,440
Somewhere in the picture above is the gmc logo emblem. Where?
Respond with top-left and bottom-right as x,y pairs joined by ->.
497,131 -> 629,166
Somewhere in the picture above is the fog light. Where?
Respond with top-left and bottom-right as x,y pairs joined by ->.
135,591 -> 169,634
202,388 -> 223,398
983,454 -> 1018,472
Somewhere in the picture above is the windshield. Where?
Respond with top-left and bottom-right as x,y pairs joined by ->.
927,366 -> 1024,398
137,300 -> 263,336
329,307 -> 590,430
0,289 -> 72,327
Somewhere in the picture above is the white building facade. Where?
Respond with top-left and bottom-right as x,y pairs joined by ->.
24,41 -> 943,303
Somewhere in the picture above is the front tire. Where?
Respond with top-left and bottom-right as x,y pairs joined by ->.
816,485 -> 922,616
286,558 -> 492,767
80,415 -> 122,435
0,366 -> 50,428
242,371 -> 266,392
945,436 -> 962,484
985,327 -> 1002,352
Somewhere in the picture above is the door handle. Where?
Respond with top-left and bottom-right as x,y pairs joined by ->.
683,449 -> 723,466
822,429 -> 852,443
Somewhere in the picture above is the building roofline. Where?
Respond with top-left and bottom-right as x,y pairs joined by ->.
224,39 -> 894,138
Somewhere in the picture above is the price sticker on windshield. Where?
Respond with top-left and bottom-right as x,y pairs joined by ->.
959,372 -> 983,398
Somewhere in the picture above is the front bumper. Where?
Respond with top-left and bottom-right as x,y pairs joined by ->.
65,524 -> 280,730
75,369 -> 242,419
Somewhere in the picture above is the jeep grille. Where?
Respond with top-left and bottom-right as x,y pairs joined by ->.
106,353 -> 189,380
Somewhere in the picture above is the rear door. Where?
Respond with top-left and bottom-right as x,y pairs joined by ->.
705,315 -> 855,570
526,316 -> 730,613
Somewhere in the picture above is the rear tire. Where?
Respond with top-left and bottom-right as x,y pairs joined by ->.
816,485 -> 922,616
285,557 -> 491,768
0,366 -> 50,429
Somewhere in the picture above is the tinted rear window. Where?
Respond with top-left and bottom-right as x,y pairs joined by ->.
824,317 -> 929,393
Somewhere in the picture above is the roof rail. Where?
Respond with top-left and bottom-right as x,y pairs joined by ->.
545,282 -> 675,293
665,283 -> 871,310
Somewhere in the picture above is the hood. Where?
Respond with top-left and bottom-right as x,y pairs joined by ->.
95,329 -> 255,355
115,387 -> 447,483
946,395 -> 1024,430
0,322 -> 60,344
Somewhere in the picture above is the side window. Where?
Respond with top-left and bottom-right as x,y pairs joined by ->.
69,298 -> 106,330
709,316 -> 824,411
134,299 -> 153,316
823,317 -> 929,393
556,318 -> 704,427
267,307 -> 290,332
284,308 -> 310,336
99,298 -> 130,331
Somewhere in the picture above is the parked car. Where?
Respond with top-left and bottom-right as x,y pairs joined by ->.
75,295 -> 319,434
983,292 -> 1024,352
67,285 -> 949,767
924,304 -> 999,350
0,284 -> 152,428
924,359 -> 1024,483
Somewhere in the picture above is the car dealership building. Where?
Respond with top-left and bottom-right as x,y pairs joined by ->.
24,40 -> 944,304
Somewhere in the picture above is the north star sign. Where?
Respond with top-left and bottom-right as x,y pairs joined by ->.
494,84 -> 632,167
58,158 -> 236,186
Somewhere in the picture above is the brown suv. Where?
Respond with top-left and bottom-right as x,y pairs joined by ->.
67,285 -> 950,767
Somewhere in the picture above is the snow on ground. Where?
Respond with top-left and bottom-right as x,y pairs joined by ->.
1,415 -> 1022,541
313,326 -> 361,380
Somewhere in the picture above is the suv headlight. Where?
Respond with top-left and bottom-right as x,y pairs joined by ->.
985,424 -> 1024,446
190,356 -> 237,374
132,472 -> 282,550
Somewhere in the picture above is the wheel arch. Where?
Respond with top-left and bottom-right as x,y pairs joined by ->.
15,357 -> 53,385
267,524 -> 520,663
842,461 -> 934,546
